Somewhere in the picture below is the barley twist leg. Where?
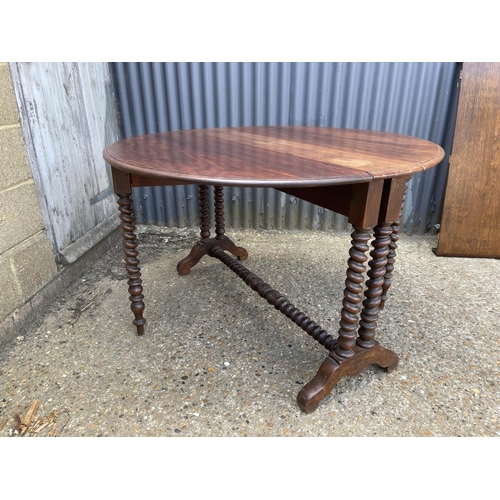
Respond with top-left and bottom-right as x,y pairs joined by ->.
357,223 -> 392,349
117,193 -> 145,335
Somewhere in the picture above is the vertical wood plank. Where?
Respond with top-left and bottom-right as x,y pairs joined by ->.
436,63 -> 500,258
11,62 -> 121,259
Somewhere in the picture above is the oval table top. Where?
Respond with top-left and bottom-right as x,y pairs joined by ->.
103,126 -> 445,188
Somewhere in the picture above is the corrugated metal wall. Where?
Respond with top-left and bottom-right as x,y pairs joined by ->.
111,62 -> 460,234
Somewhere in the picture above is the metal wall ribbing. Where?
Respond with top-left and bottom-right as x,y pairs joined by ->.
111,62 -> 460,233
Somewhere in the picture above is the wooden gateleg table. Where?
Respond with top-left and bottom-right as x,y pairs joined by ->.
103,126 -> 444,413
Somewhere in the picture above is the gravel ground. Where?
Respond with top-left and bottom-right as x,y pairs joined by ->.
1,227 -> 499,438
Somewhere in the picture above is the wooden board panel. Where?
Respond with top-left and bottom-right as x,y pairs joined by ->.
436,63 -> 500,258
11,63 -> 121,258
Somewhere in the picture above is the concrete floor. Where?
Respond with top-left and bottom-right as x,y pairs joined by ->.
1,227 -> 499,437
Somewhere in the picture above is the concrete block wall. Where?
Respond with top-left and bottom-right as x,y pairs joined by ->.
0,63 -> 58,326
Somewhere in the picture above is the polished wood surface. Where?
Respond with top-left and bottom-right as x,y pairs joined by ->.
104,127 -> 444,187
436,63 -> 500,258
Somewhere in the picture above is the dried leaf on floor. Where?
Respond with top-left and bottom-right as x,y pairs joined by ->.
29,408 -> 59,435
20,400 -> 40,436
5,401 -> 68,437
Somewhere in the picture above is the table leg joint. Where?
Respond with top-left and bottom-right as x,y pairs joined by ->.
177,236 -> 248,275
177,185 -> 248,274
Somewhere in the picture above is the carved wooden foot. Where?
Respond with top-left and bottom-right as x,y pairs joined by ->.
177,242 -> 210,276
177,184 -> 248,275
297,342 -> 399,413
117,193 -> 146,335
297,223 -> 397,413
217,236 -> 248,261
177,237 -> 248,275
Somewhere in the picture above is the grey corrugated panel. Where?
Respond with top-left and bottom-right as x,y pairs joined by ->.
111,62 -> 459,233
403,63 -> 461,234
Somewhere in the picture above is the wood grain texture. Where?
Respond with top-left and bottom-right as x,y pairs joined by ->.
103,127 -> 444,188
437,63 -> 500,258
277,185 -> 353,218
349,180 -> 385,227
111,167 -> 131,194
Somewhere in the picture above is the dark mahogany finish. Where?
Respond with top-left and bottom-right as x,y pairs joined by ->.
198,185 -> 211,241
176,184 -> 248,276
104,126 -> 444,413
104,127 -> 443,188
117,193 -> 145,335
